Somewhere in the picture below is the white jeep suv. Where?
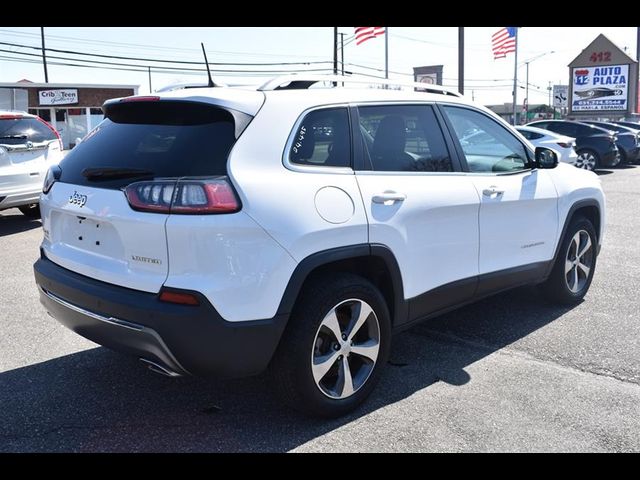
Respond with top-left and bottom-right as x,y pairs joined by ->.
33,76 -> 605,417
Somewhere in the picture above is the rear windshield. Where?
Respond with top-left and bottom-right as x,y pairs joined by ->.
58,101 -> 240,190
0,117 -> 57,144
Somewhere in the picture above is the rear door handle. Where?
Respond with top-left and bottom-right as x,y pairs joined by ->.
372,191 -> 407,204
482,186 -> 505,197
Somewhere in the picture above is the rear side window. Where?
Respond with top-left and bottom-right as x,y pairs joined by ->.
519,130 -> 544,140
0,117 -> 56,144
58,101 -> 240,190
289,108 -> 351,168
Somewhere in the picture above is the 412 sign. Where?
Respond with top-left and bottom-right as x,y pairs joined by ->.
589,51 -> 612,62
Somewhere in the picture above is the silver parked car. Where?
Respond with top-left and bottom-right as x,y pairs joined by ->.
515,126 -> 578,166
0,111 -> 64,217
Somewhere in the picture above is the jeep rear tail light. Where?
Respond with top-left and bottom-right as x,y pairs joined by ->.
124,177 -> 240,214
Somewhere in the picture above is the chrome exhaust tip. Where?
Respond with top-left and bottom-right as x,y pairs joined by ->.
140,358 -> 182,377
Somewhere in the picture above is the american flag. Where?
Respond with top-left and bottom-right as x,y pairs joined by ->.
492,27 -> 517,59
354,27 -> 385,45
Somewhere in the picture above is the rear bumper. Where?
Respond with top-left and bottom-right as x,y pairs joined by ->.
0,188 -> 41,210
623,145 -> 640,162
34,255 -> 288,378
601,149 -> 620,167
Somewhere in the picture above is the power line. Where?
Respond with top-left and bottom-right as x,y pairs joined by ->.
0,47 -> 335,74
0,51 -> 336,77
0,28 -> 331,60
0,40 -> 332,67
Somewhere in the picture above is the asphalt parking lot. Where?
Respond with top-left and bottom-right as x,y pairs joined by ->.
1,166 -> 639,452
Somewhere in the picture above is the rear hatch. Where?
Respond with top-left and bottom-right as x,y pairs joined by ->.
0,114 -> 61,192
41,99 -> 250,293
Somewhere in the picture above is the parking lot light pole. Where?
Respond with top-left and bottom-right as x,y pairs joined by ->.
523,50 -> 554,122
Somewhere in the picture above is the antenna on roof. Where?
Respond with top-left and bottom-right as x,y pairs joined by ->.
201,42 -> 216,87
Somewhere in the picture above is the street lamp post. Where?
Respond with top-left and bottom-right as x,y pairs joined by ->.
522,50 -> 554,122
525,61 -> 529,121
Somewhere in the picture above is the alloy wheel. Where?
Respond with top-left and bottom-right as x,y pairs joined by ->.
311,299 -> 380,400
576,152 -> 597,171
565,229 -> 594,293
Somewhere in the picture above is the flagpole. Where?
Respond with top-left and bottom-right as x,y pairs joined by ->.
384,27 -> 389,82
333,27 -> 338,76
512,28 -> 519,125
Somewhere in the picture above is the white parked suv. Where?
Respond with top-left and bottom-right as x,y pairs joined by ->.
33,76 -> 605,417
1,111 -> 64,217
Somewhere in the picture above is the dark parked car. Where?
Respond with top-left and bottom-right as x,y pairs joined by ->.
527,120 -> 619,171
582,121 -> 640,164
615,120 -> 640,130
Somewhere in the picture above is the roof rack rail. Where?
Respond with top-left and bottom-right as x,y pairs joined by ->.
257,74 -> 462,97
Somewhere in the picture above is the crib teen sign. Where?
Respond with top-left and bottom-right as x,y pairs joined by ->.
38,89 -> 79,106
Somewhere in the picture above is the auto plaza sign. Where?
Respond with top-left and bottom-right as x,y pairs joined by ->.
38,89 -> 78,106
571,65 -> 628,111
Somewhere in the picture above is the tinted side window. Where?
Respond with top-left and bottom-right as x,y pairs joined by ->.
443,106 -> 529,173
521,130 -> 544,140
576,125 -> 596,136
548,122 -> 577,136
289,108 -> 350,168
0,117 -> 56,144
357,104 -> 452,172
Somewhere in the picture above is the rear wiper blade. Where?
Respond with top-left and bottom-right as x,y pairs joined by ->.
82,167 -> 155,180
0,134 -> 28,139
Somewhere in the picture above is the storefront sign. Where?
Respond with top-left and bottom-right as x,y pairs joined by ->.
571,65 -> 628,111
38,89 -> 78,106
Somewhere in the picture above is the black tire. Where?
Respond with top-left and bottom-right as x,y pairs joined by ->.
18,204 -> 41,219
575,149 -> 600,171
541,216 -> 597,305
271,273 -> 391,418
617,149 -> 627,166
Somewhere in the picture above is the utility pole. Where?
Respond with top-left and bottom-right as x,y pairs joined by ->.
148,66 -> 152,93
339,32 -> 345,87
548,81 -> 553,118
458,27 -> 464,95
40,27 -> 49,83
339,33 -> 345,76
333,27 -> 338,75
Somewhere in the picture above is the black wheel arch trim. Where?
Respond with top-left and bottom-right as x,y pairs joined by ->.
276,243 -> 408,325
545,199 -> 601,278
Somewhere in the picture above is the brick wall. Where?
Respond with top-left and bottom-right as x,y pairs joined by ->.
28,87 -> 135,108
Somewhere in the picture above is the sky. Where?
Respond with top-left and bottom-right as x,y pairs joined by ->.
0,27 -> 637,106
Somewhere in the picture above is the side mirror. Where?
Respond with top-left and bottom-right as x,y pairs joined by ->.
535,147 -> 558,169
